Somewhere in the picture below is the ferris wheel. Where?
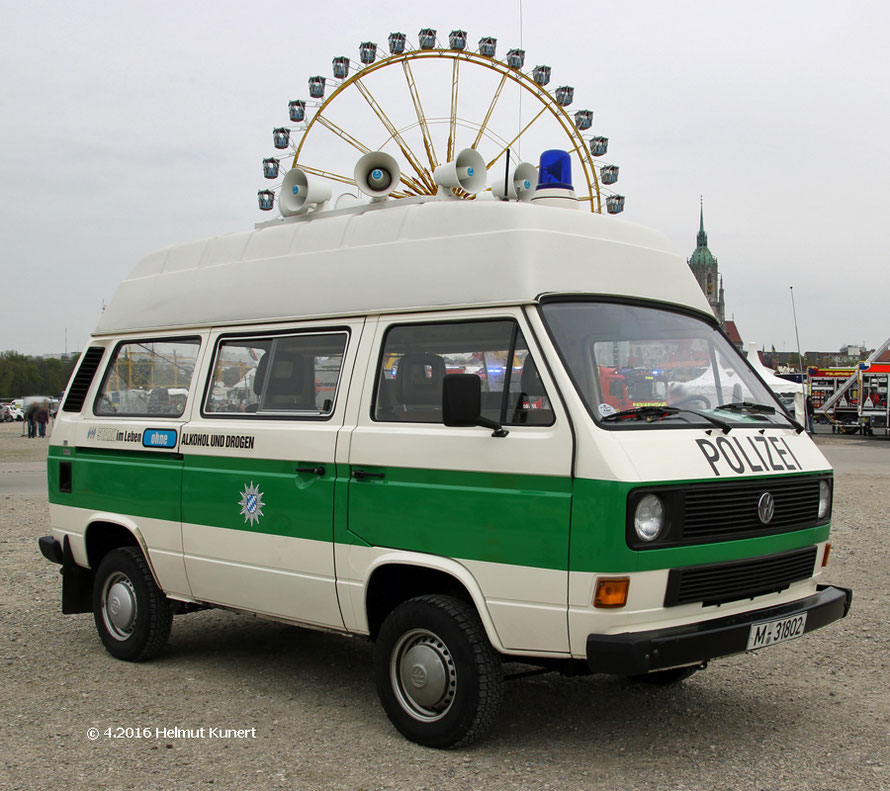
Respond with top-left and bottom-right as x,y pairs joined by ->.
258,28 -> 624,215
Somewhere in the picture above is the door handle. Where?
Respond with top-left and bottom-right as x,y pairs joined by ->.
296,465 -> 325,476
351,469 -> 385,480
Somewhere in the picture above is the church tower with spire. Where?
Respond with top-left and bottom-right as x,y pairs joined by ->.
688,199 -> 725,325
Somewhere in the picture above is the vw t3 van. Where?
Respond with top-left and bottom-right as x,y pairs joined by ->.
40,160 -> 851,747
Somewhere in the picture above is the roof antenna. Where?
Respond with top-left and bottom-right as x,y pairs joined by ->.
502,149 -> 511,201
517,0 -> 524,158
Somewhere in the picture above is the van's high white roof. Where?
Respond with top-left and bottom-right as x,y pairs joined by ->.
96,198 -> 713,335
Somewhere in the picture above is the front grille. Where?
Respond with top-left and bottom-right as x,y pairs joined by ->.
682,477 -> 822,541
626,475 -> 830,549
664,546 -> 818,607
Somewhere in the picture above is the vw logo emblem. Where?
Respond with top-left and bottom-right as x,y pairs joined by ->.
758,492 -> 776,524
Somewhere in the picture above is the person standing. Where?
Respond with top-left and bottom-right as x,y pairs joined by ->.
25,402 -> 38,438
36,403 -> 50,438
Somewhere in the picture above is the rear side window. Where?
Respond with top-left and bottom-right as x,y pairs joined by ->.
203,331 -> 347,418
62,346 -> 106,413
94,338 -> 201,417
373,320 -> 554,426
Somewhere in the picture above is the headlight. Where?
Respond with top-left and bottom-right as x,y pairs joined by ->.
634,494 -> 665,542
818,479 -> 832,520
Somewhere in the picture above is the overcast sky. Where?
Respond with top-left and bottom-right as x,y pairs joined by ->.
2,0 -> 887,357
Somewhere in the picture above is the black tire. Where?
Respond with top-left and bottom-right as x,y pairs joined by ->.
92,546 -> 172,661
374,594 -> 503,748
627,666 -> 699,685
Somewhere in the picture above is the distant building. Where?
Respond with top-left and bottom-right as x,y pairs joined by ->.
767,346 -> 875,372
688,200 -> 725,326
724,320 -> 743,351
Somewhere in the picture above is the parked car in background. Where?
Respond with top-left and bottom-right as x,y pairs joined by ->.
1,404 -> 14,422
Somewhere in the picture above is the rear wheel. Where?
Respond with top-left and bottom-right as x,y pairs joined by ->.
374,594 -> 503,748
92,546 -> 172,661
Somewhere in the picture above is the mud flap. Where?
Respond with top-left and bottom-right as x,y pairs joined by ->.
61,537 -> 94,614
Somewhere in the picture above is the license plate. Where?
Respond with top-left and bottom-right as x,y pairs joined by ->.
746,612 -> 807,650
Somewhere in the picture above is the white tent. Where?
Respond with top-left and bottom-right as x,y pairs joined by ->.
668,344 -> 805,423
745,342 -> 806,422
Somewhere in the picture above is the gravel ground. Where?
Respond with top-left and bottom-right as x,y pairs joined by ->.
1,420 -> 887,791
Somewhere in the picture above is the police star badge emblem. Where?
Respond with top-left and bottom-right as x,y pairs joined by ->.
238,481 -> 265,526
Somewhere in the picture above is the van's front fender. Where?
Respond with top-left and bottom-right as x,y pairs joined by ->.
346,548 -> 508,653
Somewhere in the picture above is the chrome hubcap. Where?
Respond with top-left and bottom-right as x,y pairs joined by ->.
102,573 -> 137,640
391,629 -> 456,722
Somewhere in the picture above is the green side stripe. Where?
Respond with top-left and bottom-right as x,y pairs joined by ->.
343,464 -> 573,570
48,446 -> 182,522
48,447 -> 830,575
183,453 -> 336,542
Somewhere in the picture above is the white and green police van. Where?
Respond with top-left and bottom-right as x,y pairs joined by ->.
40,150 -> 851,748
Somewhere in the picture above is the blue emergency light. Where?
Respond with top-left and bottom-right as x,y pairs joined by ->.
537,149 -> 573,191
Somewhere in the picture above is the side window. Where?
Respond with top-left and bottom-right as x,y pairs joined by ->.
203,331 -> 347,418
95,338 -> 201,417
374,320 -> 553,426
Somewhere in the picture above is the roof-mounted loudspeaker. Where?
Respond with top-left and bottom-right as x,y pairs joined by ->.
279,167 -> 332,216
354,151 -> 401,200
433,148 -> 487,195
492,162 -> 538,202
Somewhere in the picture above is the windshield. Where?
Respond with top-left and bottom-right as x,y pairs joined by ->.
541,301 -> 795,429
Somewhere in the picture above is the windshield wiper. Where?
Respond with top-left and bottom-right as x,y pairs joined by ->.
715,401 -> 805,433
602,406 -> 732,433
715,401 -> 776,414
602,406 -> 676,422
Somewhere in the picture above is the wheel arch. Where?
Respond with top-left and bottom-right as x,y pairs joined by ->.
84,516 -> 160,587
363,553 -> 504,652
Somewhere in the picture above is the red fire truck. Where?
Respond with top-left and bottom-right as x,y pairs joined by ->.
859,362 -> 890,435
808,367 -> 860,429
599,367 -> 669,411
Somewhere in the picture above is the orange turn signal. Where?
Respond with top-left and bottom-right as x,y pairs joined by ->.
594,577 -> 630,608
822,542 -> 832,567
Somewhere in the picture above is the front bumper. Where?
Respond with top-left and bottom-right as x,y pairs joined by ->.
586,584 -> 852,675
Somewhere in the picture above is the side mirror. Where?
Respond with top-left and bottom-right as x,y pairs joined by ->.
442,374 -> 509,438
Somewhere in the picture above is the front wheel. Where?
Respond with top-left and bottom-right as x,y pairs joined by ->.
374,594 -> 503,748
92,546 -> 172,661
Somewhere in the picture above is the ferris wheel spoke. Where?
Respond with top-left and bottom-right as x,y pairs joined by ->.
314,116 -> 373,156
351,77 -> 437,193
484,105 -> 548,170
393,175 -> 432,195
310,115 -> 430,194
447,57 -> 460,163
294,164 -> 362,188
471,72 -> 508,151
401,59 -> 439,172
